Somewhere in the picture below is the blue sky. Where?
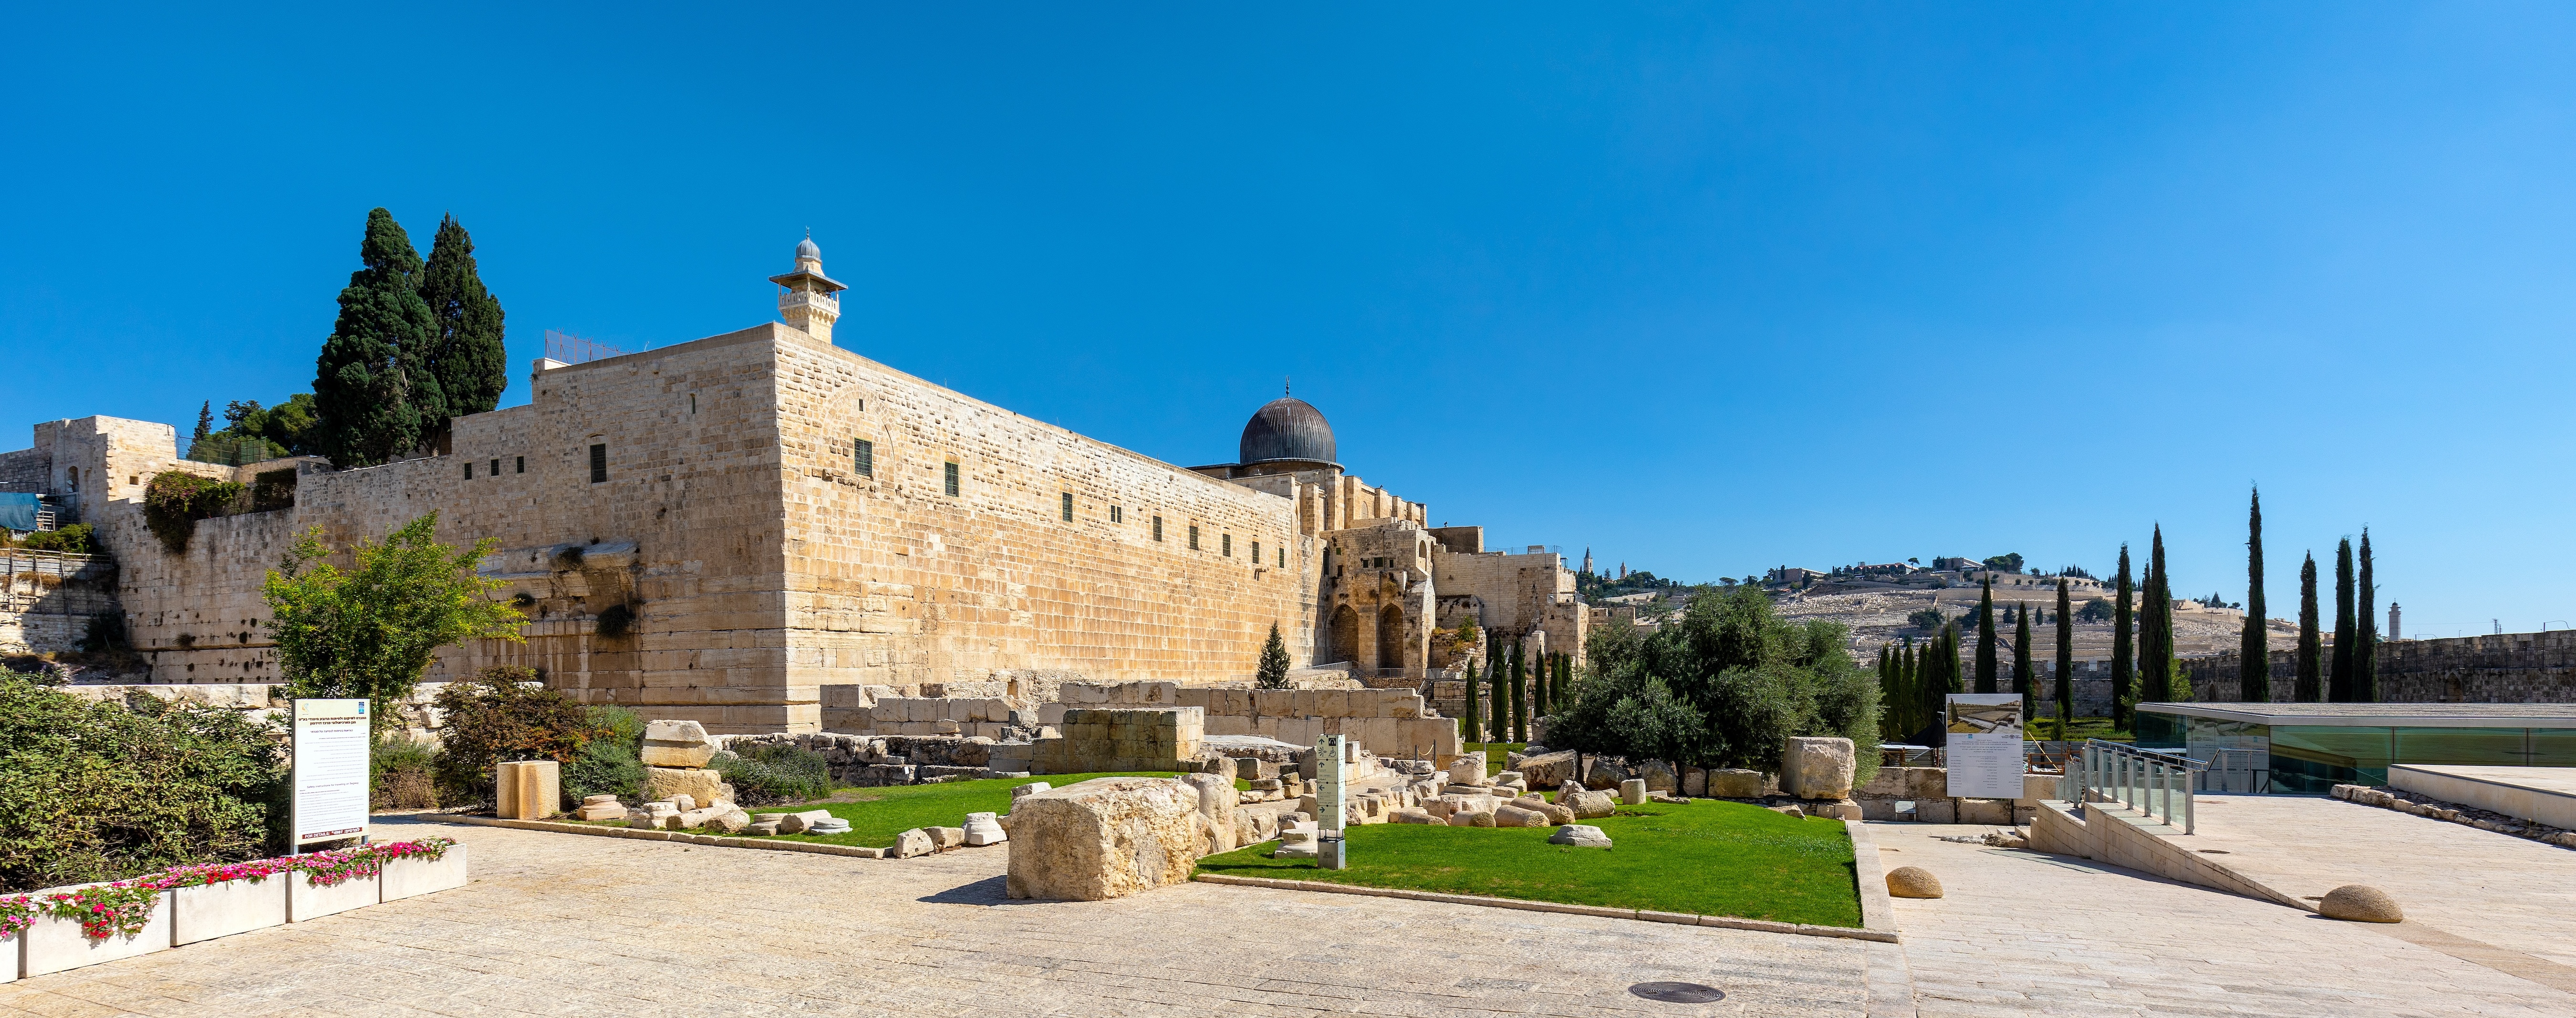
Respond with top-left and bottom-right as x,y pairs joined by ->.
6,5 -> 2573,636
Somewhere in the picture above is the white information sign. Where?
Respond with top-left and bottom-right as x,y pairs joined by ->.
1943,693 -> 2025,800
1313,734 -> 1346,834
292,698 -> 372,847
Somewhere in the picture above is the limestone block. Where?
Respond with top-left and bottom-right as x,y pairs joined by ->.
676,805 -> 730,829
778,809 -> 835,834
1448,809 -> 1494,827
1907,768 -> 1949,800
1958,798 -> 2014,826
1620,779 -> 1648,805
640,719 -> 717,768
1707,769 -> 1765,799
1858,767 -> 1910,799
643,767 -> 733,806
1682,767 -> 1707,799
671,795 -> 698,812
1515,796 -> 1576,825
627,802 -> 678,829
1770,804 -> 1806,819
1563,789 -> 1617,820
1276,822 -> 1319,858
890,828 -> 936,858
1183,773 -> 1239,854
1813,800 -> 1862,821
1915,798 -> 1959,824
708,808 -> 752,834
1512,749 -> 1579,788
927,826 -> 966,850
1392,808 -> 1440,824
1005,777 -> 1205,901
1780,737 -> 1856,800
1634,760 -> 1679,794
495,760 -> 561,820
577,801 -> 628,822
1582,757 -> 1631,790
1549,824 -> 1612,848
1445,755 -> 1487,786
1493,804 -> 1550,828
1858,799 -> 1903,821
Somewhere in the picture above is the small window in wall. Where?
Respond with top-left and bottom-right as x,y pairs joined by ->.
944,461 -> 960,497
1278,547 -> 1286,568
490,458 -> 500,477
464,462 -> 474,480
515,456 -> 525,474
1222,533 -> 1232,557
1110,505 -> 1123,524
854,439 -> 873,477
1152,516 -> 1163,541
1061,492 -> 1074,522
690,393 -> 697,414
1251,540 -> 1260,563
589,444 -> 607,483
1189,524 -> 1201,551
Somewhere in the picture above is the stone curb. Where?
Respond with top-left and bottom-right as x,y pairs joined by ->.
1843,819 -> 1901,936
428,814 -> 893,859
1189,873 -> 1898,943
1844,821 -> 1919,1017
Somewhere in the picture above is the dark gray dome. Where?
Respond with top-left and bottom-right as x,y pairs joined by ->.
795,236 -> 821,260
1238,397 -> 1337,466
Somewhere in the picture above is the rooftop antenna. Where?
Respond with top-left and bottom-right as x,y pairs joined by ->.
1284,376 -> 1291,397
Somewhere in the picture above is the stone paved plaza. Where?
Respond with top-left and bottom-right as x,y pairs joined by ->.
7,808 -> 2575,1017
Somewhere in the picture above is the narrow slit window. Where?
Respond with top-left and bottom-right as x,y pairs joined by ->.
1062,492 -> 1074,522
944,461 -> 959,497
854,438 -> 873,477
1190,525 -> 1201,551
690,393 -> 697,414
464,462 -> 473,480
1110,505 -> 1122,524
515,456 -> 525,474
490,458 -> 500,477
1153,516 -> 1163,541
589,444 -> 607,483
1278,548 -> 1285,568
1251,540 -> 1260,563
1222,534 -> 1232,557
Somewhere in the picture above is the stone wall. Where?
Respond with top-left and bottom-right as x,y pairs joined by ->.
0,550 -> 118,656
2180,632 -> 2576,703
1031,678 -> 1462,762
1026,707 -> 1205,774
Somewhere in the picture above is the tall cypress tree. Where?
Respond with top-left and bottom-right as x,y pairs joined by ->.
1488,634 -> 1508,741
2055,577 -> 2073,736
2356,529 -> 2378,703
418,213 -> 510,420
2142,526 -> 2173,703
1974,577 -> 1998,693
1897,637 -> 1918,737
1463,659 -> 1481,746
193,401 -> 215,444
2013,600 -> 2033,714
2330,538 -> 2356,702
2241,486 -> 2270,703
313,208 -> 438,467
2112,544 -> 2134,728
1508,641 -> 1527,743
2297,552 -> 2323,702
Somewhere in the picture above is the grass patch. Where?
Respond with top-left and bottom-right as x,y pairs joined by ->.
567,772 -> 1246,849
1196,799 -> 1861,927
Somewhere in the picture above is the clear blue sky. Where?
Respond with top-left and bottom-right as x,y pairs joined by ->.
7,6 -> 2572,637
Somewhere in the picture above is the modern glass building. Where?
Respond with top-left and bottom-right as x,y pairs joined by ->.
2134,702 -> 2576,794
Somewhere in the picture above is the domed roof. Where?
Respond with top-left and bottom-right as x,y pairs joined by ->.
795,235 -> 821,260
1238,396 -> 1337,466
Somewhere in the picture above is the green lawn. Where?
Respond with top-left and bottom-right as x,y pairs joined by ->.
1195,799 -> 1863,927
577,772 -> 1239,850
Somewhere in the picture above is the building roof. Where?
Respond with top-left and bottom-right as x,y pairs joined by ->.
2138,701 -> 2576,729
1236,396 -> 1337,467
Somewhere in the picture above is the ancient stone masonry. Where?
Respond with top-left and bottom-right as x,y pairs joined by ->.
0,549 -> 117,657
2182,631 -> 2576,704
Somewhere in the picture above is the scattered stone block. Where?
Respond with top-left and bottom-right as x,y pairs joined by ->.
1620,779 -> 1648,805
1887,866 -> 1943,898
576,800 -> 628,822
1494,770 -> 1525,787
1563,789 -> 1617,820
805,818 -> 850,835
2320,885 -> 2403,923
1582,757 -> 1631,790
1634,760 -> 1679,794
1012,781 -> 1053,800
495,760 -> 562,821
1445,755 -> 1487,786
1515,749 -> 1579,788
927,826 -> 966,850
1449,809 -> 1495,827
627,802 -> 679,829
778,810 -> 835,834
677,805 -> 729,829
1277,822 -> 1319,858
891,828 -> 935,858
1706,769 -> 1764,799
1770,804 -> 1806,819
644,767 -> 733,807
1005,777 -> 1205,901
1392,808 -> 1440,824
745,821 -> 782,837
1780,737 -> 1856,800
1182,772 -> 1238,853
582,793 -> 620,806
708,808 -> 751,834
671,794 -> 698,812
1813,800 -> 1862,821
1682,766 -> 1708,798
640,720 -> 717,768
1549,824 -> 1612,848
1494,804 -> 1550,827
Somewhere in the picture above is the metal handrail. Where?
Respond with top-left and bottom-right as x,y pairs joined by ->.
2077,738 -> 2201,834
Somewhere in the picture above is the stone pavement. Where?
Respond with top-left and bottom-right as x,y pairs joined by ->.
1876,821 -> 2576,1017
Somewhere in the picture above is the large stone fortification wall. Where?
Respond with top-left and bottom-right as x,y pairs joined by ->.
0,550 -> 118,657
2182,631 -> 2576,703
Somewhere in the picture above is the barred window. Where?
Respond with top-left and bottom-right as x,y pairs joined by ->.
944,461 -> 959,497
1111,505 -> 1123,524
854,438 -> 873,478
1153,516 -> 1163,541
1061,492 -> 1074,522
1222,533 -> 1232,557
1189,525 -> 1200,551
515,456 -> 525,474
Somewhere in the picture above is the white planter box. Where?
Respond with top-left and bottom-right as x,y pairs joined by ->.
171,877 -> 289,946
20,892 -> 173,977
287,873 -> 379,923
379,844 -> 469,903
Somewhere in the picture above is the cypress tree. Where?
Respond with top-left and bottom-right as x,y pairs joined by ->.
1463,659 -> 1481,745
1488,635 -> 1508,741
1974,577 -> 1998,693
313,208 -> 438,467
2297,552 -> 2323,702
2240,487 -> 2271,702
2055,577 -> 2073,737
2357,529 -> 2378,703
1508,641 -> 1527,744
1256,622 -> 1292,688
2013,600 -> 2033,715
2112,544 -> 2134,728
1897,637 -> 1918,737
2330,538 -> 2356,702
193,401 -> 215,444
2141,526 -> 2172,703
418,213 -> 510,420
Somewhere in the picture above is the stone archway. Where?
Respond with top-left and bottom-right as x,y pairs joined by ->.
1377,605 -> 1405,670
1329,605 -> 1360,665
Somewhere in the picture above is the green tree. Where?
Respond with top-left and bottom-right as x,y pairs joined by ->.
2356,529 -> 2378,702
1974,576 -> 1998,693
1897,637 -> 1919,738
1255,622 -> 1291,688
263,512 -> 527,730
2241,486 -> 2271,702
1462,659 -> 1481,744
2013,600 -> 2033,714
2054,577 -> 2073,736
2297,552 -> 2323,702
1487,632 -> 1508,741
313,208 -> 440,467
2141,526 -> 2173,703
193,401 -> 214,444
1508,641 -> 1527,743
2112,544 -> 2134,728
417,214 -> 510,421
2330,538 -> 2356,701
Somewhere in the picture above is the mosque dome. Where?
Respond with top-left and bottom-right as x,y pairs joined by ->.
795,236 -> 821,260
1237,396 -> 1337,467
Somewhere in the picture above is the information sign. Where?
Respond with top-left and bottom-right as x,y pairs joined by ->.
1943,693 -> 2025,800
1313,734 -> 1346,833
292,698 -> 372,848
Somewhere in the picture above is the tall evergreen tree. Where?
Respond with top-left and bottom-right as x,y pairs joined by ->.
2142,526 -> 2173,703
2055,577 -> 2073,736
1256,622 -> 1292,688
2356,529 -> 2378,702
1896,637 -> 1917,737
313,208 -> 438,467
2330,538 -> 2356,701
1508,641 -> 1527,743
193,401 -> 215,444
2013,600 -> 2033,714
417,214 -> 509,421
2112,544 -> 2135,728
1463,659 -> 1481,745
2241,486 -> 2271,703
1488,633 -> 1508,741
1974,577 -> 1999,693
2297,552 -> 2323,702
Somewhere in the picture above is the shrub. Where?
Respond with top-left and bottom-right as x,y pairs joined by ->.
709,743 -> 831,806
249,469 -> 297,512
142,471 -> 245,553
19,523 -> 94,555
370,733 -> 440,810
0,674 -> 285,891
1906,608 -> 1945,631
430,667 -> 603,808
2078,598 -> 2115,623
561,705 -> 645,806
266,513 -> 525,732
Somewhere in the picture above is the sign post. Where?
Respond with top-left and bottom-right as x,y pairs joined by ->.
1943,693 -> 2025,800
1314,734 -> 1347,870
291,699 -> 372,851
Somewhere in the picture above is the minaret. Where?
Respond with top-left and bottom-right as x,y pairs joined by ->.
770,233 -> 847,343
2389,602 -> 2401,641
1582,547 -> 1594,576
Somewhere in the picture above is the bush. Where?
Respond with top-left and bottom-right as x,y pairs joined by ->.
1905,608 -> 1945,631
561,705 -> 645,806
371,733 -> 440,810
19,523 -> 94,555
2077,598 -> 2115,623
430,667 -> 603,808
709,743 -> 831,806
142,471 -> 246,553
0,674 -> 286,891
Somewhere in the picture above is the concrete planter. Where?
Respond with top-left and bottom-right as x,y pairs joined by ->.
171,877 -> 289,946
379,844 -> 469,903
287,873 -> 379,923
20,893 -> 172,978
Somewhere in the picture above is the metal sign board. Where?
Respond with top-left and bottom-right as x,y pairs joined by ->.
1944,693 -> 2024,799
1314,734 -> 1346,833
292,698 -> 372,847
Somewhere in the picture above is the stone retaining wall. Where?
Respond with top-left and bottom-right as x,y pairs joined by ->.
2182,632 -> 2576,703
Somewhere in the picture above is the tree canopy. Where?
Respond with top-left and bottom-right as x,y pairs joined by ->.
263,512 -> 527,728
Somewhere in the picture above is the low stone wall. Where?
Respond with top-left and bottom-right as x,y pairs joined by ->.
1033,680 -> 1460,763
2182,632 -> 2576,703
723,732 -> 1027,787
1850,765 -> 2046,825
1022,707 -> 1205,774
49,681 -> 446,739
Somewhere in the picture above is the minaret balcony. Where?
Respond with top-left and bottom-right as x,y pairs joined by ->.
779,291 -> 841,315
